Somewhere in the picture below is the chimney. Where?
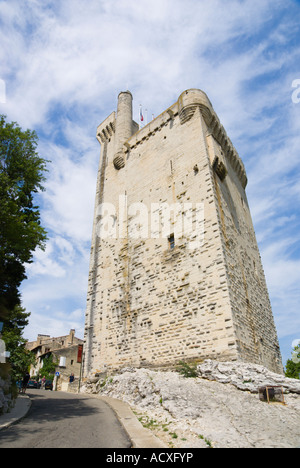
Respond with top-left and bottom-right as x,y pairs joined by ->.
69,329 -> 75,345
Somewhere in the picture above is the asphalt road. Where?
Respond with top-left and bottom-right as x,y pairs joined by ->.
0,389 -> 132,448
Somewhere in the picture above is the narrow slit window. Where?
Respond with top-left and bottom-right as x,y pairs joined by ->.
168,233 -> 175,250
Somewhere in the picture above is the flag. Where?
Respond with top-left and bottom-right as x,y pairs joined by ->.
77,344 -> 83,363
140,105 -> 144,122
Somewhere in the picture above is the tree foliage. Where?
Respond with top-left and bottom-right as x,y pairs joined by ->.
1,305 -> 35,381
40,354 -> 57,381
285,344 -> 300,380
0,115 -> 48,383
0,114 -> 48,316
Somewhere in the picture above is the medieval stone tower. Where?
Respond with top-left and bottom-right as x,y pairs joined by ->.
83,89 -> 283,377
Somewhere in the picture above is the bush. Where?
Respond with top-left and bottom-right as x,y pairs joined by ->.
176,361 -> 198,378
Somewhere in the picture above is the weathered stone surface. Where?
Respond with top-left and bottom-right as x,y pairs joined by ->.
197,360 -> 300,393
0,376 -> 14,415
83,89 -> 282,377
82,364 -> 300,448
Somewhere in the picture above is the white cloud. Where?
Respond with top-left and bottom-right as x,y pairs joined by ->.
42,154 -> 97,244
23,309 -> 85,343
0,0 -> 285,127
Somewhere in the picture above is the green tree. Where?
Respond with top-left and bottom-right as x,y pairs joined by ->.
0,115 -> 48,384
1,305 -> 35,381
40,354 -> 57,381
285,344 -> 300,380
0,114 -> 48,317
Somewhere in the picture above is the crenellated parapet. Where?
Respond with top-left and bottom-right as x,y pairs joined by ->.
96,112 -> 116,144
177,89 -> 248,189
96,89 -> 248,188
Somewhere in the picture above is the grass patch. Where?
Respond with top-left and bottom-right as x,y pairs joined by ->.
198,434 -> 213,448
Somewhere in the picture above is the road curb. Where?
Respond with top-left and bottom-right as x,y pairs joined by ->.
0,391 -> 167,448
92,394 -> 167,448
0,394 -> 31,432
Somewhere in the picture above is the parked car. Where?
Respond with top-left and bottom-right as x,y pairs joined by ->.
38,379 -> 53,390
44,380 -> 53,390
27,380 -> 41,389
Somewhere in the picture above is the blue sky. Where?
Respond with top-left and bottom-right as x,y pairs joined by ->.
0,0 -> 299,367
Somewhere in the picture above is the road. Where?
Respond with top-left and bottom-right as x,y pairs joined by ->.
0,389 -> 132,448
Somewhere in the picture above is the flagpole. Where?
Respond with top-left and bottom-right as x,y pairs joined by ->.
139,104 -> 144,128
139,104 -> 141,128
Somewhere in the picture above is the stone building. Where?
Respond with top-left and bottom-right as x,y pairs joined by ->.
27,329 -> 83,380
51,344 -> 83,392
83,89 -> 283,377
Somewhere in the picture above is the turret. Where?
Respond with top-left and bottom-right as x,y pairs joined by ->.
113,91 -> 133,170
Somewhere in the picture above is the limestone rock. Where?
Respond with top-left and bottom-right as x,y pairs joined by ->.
197,360 -> 300,394
85,364 -> 300,448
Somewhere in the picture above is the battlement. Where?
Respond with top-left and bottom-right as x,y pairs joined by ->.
96,89 -> 247,188
96,111 -> 116,143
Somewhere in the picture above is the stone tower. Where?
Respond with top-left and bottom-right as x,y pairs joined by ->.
83,89 -> 283,377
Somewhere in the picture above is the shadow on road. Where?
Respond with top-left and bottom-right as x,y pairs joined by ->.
0,389 -> 131,448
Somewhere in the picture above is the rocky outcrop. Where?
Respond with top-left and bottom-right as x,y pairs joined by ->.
0,376 -> 14,415
196,360 -> 300,394
81,361 -> 300,448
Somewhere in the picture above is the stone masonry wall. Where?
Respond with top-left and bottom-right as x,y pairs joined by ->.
83,89 -> 282,377
205,131 -> 282,373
